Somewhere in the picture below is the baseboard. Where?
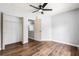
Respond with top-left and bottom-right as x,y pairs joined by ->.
5,41 -> 28,50
52,40 -> 79,48
28,37 -> 34,40
22,43 -> 28,48
39,39 -> 79,48
28,37 -> 42,41
33,39 -> 42,41
0,46 -> 4,51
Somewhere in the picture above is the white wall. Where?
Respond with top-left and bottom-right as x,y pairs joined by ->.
51,9 -> 79,47
3,14 -> 23,45
23,17 -> 28,44
40,15 -> 52,41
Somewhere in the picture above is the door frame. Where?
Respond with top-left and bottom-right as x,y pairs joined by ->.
1,12 -> 4,50
0,13 -> 24,50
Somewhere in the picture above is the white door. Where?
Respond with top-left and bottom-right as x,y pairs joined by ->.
34,16 -> 41,41
3,14 -> 23,47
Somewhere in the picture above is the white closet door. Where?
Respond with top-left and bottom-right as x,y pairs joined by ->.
34,17 -> 41,41
3,14 -> 23,45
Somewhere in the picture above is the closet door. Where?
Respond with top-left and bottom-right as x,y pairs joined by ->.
34,17 -> 41,41
3,14 -> 23,46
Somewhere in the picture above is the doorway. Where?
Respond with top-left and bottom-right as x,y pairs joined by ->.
28,16 -> 41,42
28,19 -> 34,42
0,13 -> 23,50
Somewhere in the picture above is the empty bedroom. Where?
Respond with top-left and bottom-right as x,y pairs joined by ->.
0,3 -> 79,56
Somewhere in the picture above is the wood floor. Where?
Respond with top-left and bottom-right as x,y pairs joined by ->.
0,39 -> 79,56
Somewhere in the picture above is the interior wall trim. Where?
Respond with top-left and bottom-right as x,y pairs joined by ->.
39,39 -> 79,48
1,12 -> 3,50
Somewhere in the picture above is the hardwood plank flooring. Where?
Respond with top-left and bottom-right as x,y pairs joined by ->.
0,39 -> 79,56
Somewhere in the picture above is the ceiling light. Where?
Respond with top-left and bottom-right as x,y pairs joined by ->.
39,9 -> 42,12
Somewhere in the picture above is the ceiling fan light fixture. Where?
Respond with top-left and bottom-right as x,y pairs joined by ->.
39,9 -> 42,12
29,3 -> 52,14
41,12 -> 44,14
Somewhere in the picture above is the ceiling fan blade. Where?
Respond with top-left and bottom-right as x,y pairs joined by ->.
29,5 -> 39,9
32,10 -> 39,13
42,3 -> 48,8
43,9 -> 52,11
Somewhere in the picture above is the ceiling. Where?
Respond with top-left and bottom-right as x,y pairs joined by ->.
0,3 -> 79,16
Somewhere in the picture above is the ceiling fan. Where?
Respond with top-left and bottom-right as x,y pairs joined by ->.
29,3 -> 52,14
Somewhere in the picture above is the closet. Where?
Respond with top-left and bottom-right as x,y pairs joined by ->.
3,14 -> 23,45
28,19 -> 34,40
0,13 -> 23,50
28,16 -> 41,41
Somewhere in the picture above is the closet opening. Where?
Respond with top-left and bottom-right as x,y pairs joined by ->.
2,13 -> 23,50
28,19 -> 35,42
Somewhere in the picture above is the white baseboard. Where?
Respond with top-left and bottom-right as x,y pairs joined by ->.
39,39 -> 79,48
28,37 -> 34,40
52,40 -> 79,48
29,37 -> 42,41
